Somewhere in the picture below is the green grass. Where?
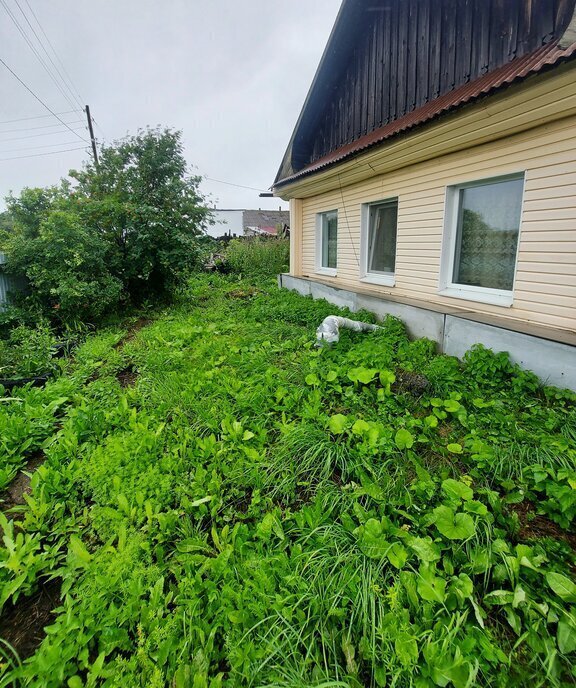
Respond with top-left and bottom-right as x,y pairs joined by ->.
0,272 -> 575,687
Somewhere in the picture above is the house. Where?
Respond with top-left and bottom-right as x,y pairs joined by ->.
272,0 -> 576,390
242,209 -> 290,237
206,208 -> 290,239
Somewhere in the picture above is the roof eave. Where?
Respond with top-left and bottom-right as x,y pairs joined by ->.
273,40 -> 576,193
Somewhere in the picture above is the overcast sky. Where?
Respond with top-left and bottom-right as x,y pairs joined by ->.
0,0 -> 340,212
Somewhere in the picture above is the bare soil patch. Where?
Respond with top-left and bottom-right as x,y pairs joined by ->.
116,364 -> 138,388
0,579 -> 61,662
511,501 -> 576,551
1,453 -> 46,519
392,369 -> 430,396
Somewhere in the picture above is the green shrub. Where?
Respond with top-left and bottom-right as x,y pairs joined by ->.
4,128 -> 211,325
6,210 -> 123,324
225,237 -> 289,277
70,128 -> 211,301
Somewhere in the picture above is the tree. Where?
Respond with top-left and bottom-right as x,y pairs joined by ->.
4,127 -> 210,323
0,210 -> 15,250
69,127 -> 210,300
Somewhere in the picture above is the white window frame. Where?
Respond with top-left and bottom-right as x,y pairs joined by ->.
438,172 -> 525,308
360,197 -> 398,287
315,209 -> 338,276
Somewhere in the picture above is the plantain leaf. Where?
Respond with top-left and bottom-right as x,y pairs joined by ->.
347,367 -> 377,384
546,572 -> 576,603
442,478 -> 473,502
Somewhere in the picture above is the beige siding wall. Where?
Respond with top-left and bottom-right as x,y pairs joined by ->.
296,114 -> 576,333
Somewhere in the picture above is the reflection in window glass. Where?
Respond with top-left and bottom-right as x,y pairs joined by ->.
367,200 -> 398,274
453,177 -> 523,291
321,211 -> 337,269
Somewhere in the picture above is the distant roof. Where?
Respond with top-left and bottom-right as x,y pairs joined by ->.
274,39 -> 576,189
242,209 -> 289,230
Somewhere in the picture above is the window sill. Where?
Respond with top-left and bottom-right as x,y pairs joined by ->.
439,286 -> 513,308
360,274 -> 395,287
316,268 -> 337,277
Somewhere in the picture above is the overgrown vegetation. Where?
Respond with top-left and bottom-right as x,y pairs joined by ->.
2,128 -> 210,326
224,236 -> 290,277
0,323 -> 56,379
0,274 -> 574,687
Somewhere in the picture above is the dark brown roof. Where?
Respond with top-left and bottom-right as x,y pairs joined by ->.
274,39 -> 576,189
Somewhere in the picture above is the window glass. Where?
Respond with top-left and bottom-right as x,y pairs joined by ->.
321,211 -> 337,269
453,177 -> 523,291
367,200 -> 398,274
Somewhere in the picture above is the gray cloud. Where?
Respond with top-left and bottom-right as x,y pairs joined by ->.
0,0 -> 340,211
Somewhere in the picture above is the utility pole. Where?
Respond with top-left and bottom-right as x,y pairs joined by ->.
85,105 -> 99,166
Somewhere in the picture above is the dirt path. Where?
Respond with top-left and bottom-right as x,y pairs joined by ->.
113,317 -> 151,349
0,579 -> 61,662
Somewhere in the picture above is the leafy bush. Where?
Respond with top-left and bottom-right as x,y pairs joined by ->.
225,236 -> 289,277
6,210 -> 122,323
4,128 -> 211,325
0,210 -> 14,249
70,127 -> 211,301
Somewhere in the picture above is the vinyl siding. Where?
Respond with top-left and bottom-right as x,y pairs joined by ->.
295,114 -> 576,334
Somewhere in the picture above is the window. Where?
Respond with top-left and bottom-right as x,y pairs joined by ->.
360,198 -> 398,285
316,210 -> 338,275
440,174 -> 524,306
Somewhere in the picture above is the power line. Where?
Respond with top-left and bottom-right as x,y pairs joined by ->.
203,176 -> 268,192
0,110 -> 80,124
0,125 -> 86,142
0,139 -> 84,154
0,57 -> 89,144
0,0 -> 78,111
23,0 -> 86,110
0,119 -> 84,134
14,0 -> 84,111
0,145 -> 86,162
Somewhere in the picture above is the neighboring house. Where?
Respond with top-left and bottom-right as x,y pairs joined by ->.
206,209 -> 290,239
273,0 -> 576,390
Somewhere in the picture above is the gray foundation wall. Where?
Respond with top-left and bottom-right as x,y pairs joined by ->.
279,274 -> 576,391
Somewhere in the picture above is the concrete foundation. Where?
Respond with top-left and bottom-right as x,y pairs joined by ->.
278,274 -> 576,391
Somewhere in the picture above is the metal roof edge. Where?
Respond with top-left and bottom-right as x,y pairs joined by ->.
273,40 -> 576,191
